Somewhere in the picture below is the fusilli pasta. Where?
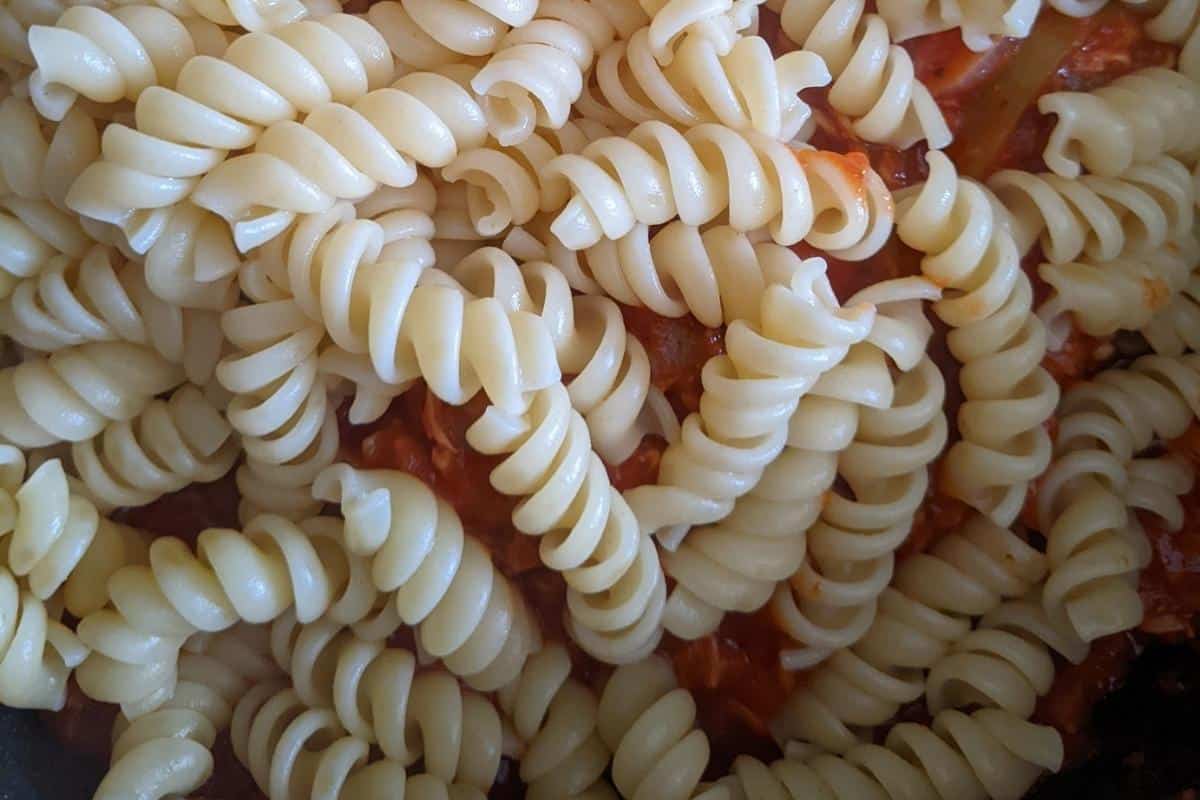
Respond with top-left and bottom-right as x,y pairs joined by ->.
364,0 -> 539,70
0,563 -> 87,709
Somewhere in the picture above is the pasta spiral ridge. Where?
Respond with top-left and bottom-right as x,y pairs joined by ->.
544,120 -> 896,255
0,563 -> 88,709
1122,0 -> 1200,82
872,0 -> 1039,52
771,0 -> 953,148
579,24 -> 829,142
0,341 -> 183,448
1143,260 -> 1200,355
636,0 -> 761,63
192,67 -> 490,252
1038,66 -> 1200,179
363,0 -> 538,71
267,614 -> 505,790
898,150 -> 1059,526
0,243 -> 226,384
0,94 -> 100,209
988,155 -> 1196,265
1036,354 -> 1200,640
770,514 -> 1048,754
311,465 -> 543,692
442,117 -> 615,238
719,708 -> 1062,800
74,515 -> 381,716
132,0 -> 309,31
497,643 -> 617,800
1038,233 -> 1200,345
623,254 -> 876,543
94,625 -> 280,800
465,384 -> 668,664
26,5 -> 226,121
63,13 -> 395,252
70,382 -> 238,510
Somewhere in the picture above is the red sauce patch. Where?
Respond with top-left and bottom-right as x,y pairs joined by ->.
898,484 -> 971,559
621,305 -> 724,418
607,435 -> 667,492
113,471 -> 240,545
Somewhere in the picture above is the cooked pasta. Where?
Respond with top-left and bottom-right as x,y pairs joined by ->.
0,244 -> 227,383
0,95 -> 99,209
989,155 -> 1196,265
129,0 -> 310,31
0,341 -> 183,448
268,614 -> 504,790
1039,67 -> 1200,179
311,465 -> 543,691
192,68 -> 489,251
1144,260 -> 1200,355
544,120 -> 895,255
74,515 -> 379,715
623,255 -> 875,543
874,0 -> 1039,52
770,0 -> 953,148
497,643 -> 615,800
1126,0 -> 1200,82
580,25 -> 829,142
64,13 -> 394,252
70,382 -> 237,510
771,514 -> 1048,752
26,5 -> 226,121
364,0 -> 538,71
0,563 -> 87,710
94,625 -> 279,800
897,150 -> 1059,527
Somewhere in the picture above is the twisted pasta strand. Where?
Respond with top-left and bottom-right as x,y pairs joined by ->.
70,382 -> 238,510
1144,258 -> 1200,355
544,120 -> 895,255
311,465 -> 543,692
74,515 -> 380,716
873,0 -> 1039,52
989,155 -> 1196,265
771,514 -> 1049,753
637,0 -> 761,63
771,0 -> 952,148
1121,0 -> 1200,82
94,625 -> 280,800
0,564 -> 87,709
363,0 -> 538,70
192,67 -> 489,252
623,254 -> 875,543
27,4 -> 226,120
497,643 -> 617,800
268,614 -> 505,790
128,0 -> 310,31
1039,67 -> 1200,179
0,94 -> 99,208
898,151 -> 1059,526
64,13 -> 394,251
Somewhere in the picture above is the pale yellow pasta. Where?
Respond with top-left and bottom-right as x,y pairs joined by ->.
623,256 -> 875,543
544,121 -> 895,256
64,14 -> 395,252
311,465 -> 542,692
0,564 -> 87,710
115,0 -> 310,31
0,95 -> 99,208
638,0 -> 761,63
269,614 -> 505,790
874,0 -> 1040,52
27,5 -> 226,121
1123,0 -> 1200,82
1144,261 -> 1200,355
364,0 -> 539,70
1039,67 -> 1200,179
74,515 -> 380,716
771,515 -> 1050,753
771,0 -> 953,148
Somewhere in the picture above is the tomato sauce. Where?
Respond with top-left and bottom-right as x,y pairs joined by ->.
113,471 -> 241,545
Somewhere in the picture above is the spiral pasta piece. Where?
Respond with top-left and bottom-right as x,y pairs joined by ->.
27,5 -> 226,121
1037,233 -> 1199,346
596,653 -> 712,800
0,563 -> 87,710
1143,260 -> 1200,355
0,94 -> 99,209
70,383 -> 237,510
770,514 -> 1048,753
1036,354 -> 1200,641
364,0 -> 538,70
64,13 -> 394,251
1038,67 -> 1200,179
873,0 -> 1039,52
544,120 -> 895,255
898,151 -> 1059,526
466,384 -> 668,663
442,118 -> 614,238
94,625 -> 280,800
623,255 -> 875,543
989,155 -> 1196,265
772,0 -> 952,148
1123,0 -> 1200,82
637,0 -> 761,63
131,0 -> 310,31
0,341 -> 184,448
0,244 -> 226,383
497,643 -> 617,800
268,614 -> 505,790
580,23 -> 829,142
722,708 -> 1062,800
311,465 -> 543,692
74,515 -> 380,716
192,67 -> 490,252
